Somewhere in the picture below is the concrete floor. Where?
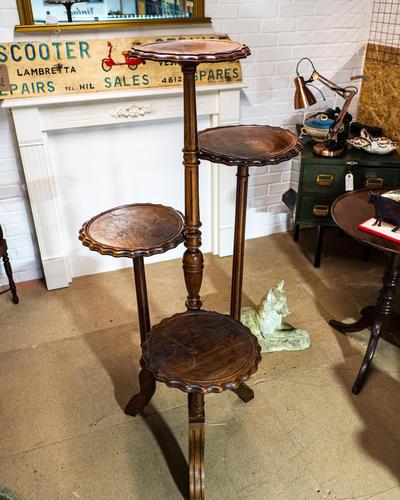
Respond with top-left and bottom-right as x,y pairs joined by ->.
1,228 -> 400,499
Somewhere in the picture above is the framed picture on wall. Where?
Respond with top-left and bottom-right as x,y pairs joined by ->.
16,0 -> 209,31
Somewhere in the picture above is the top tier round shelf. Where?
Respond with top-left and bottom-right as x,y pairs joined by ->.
79,203 -> 185,259
129,39 -> 250,64
198,124 -> 302,167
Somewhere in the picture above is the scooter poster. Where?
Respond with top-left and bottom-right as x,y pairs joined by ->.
0,34 -> 242,100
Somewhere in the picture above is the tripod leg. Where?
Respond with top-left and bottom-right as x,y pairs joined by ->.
188,393 -> 205,500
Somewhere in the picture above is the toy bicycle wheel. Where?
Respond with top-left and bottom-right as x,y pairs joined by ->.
102,61 -> 112,72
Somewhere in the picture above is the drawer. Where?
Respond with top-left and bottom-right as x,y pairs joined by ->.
354,168 -> 398,190
301,163 -> 346,194
296,194 -> 335,225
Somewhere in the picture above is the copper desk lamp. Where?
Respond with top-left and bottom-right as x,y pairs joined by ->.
294,57 -> 358,157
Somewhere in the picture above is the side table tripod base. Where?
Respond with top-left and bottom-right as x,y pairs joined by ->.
329,189 -> 400,395
329,254 -> 400,394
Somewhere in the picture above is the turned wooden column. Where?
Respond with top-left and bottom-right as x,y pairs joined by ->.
230,165 -> 249,320
181,63 -> 204,311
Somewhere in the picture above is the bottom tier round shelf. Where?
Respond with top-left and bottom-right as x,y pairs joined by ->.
142,310 -> 262,394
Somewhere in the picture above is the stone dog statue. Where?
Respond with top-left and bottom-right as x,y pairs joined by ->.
241,281 -> 310,353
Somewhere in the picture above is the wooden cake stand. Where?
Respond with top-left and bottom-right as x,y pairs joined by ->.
129,40 -> 262,499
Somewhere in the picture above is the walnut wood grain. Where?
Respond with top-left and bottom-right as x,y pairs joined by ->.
129,39 -> 250,64
198,125 -> 302,167
79,203 -> 185,258
142,310 -> 261,394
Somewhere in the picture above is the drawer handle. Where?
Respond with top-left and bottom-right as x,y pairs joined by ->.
316,174 -> 334,187
313,205 -> 329,217
346,161 -> 359,166
365,177 -> 384,189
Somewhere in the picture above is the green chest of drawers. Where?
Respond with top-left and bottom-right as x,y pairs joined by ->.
288,136 -> 400,266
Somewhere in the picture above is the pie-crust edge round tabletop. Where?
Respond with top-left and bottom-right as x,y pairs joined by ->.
129,39 -> 251,63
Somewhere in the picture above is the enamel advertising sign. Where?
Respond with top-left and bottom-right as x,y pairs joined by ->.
0,34 -> 242,99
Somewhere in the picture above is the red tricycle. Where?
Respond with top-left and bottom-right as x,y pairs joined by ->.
101,42 -> 145,72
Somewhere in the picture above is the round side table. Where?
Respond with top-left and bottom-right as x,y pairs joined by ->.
198,124 -> 302,320
328,189 -> 400,394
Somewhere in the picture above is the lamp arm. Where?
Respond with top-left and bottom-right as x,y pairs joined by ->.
311,70 -> 358,140
311,71 -> 348,99
329,88 -> 357,140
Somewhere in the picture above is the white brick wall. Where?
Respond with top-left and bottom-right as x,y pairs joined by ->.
0,0 -> 373,284
208,0 -> 373,214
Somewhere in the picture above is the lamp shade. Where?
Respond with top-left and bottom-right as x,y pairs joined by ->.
294,76 -> 317,109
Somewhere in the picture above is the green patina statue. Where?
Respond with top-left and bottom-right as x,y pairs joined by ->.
241,281 -> 311,353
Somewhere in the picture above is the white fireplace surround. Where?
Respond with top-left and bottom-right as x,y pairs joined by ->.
2,84 -> 240,289
2,83 -> 290,290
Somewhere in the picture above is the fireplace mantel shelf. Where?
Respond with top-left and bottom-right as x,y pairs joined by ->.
2,82 -> 246,109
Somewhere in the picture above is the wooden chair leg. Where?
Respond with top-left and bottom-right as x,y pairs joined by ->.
125,256 -> 155,416
2,251 -> 19,304
188,393 -> 205,500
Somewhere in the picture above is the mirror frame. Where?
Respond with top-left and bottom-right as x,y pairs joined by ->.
15,0 -> 210,32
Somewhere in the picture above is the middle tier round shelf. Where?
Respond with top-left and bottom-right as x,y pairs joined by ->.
79,203 -> 185,259
198,124 -> 302,167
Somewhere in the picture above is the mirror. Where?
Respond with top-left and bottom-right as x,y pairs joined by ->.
16,0 -> 209,31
